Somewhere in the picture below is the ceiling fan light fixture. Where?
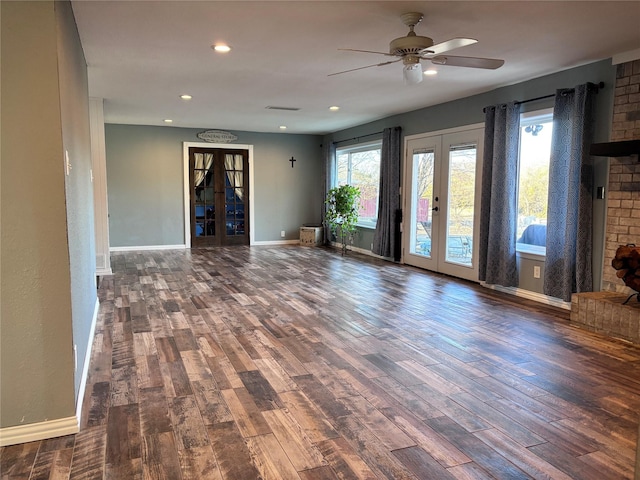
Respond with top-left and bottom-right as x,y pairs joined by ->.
403,62 -> 423,85
329,11 -> 504,82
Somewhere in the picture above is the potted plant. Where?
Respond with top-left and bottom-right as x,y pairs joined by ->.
325,185 -> 361,256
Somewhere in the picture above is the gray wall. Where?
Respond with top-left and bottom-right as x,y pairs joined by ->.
105,124 -> 323,246
56,0 -> 98,399
0,0 -> 95,428
325,60 -> 616,294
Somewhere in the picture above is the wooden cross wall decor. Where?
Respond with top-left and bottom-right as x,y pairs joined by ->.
289,156 -> 296,168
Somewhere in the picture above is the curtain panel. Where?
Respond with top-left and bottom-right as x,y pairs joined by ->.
479,102 -> 521,287
372,126 -> 402,259
322,141 -> 336,245
543,83 -> 597,301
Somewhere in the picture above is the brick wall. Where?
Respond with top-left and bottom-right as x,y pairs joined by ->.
602,59 -> 640,293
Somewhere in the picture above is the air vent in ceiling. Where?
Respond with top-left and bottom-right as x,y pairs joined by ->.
265,106 -> 301,111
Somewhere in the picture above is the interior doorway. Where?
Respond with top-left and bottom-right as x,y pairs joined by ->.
183,142 -> 254,247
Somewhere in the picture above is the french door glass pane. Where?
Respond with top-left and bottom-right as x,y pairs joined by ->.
445,145 -> 476,265
193,153 -> 215,238
410,149 -> 435,257
224,153 -> 244,236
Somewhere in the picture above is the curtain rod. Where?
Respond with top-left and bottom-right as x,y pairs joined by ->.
332,131 -> 384,145
484,81 -> 605,112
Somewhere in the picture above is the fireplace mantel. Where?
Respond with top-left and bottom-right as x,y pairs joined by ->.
590,139 -> 640,158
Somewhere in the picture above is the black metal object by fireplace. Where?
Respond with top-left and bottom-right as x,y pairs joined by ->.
612,244 -> 640,304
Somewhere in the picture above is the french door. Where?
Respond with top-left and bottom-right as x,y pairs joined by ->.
402,128 -> 483,281
189,147 -> 249,247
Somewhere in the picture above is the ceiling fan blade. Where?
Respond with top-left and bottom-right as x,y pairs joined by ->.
421,38 -> 477,56
430,55 -> 505,69
328,59 -> 402,76
338,48 -> 396,57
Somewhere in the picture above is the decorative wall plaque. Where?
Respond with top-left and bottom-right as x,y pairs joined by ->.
197,130 -> 238,143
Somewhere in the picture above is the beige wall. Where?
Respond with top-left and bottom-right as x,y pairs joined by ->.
1,1 -> 77,429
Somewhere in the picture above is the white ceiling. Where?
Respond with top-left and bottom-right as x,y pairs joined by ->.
71,1 -> 640,135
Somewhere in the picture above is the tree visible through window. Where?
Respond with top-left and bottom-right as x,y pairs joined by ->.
336,143 -> 381,228
517,110 -> 553,253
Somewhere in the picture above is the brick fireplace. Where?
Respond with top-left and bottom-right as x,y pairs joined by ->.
601,58 -> 640,293
571,58 -> 640,345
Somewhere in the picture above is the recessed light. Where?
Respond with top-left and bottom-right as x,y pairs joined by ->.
164,119 -> 173,123
329,106 -> 340,111
424,69 -> 438,76
279,126 -> 287,130
213,44 -> 231,53
180,94 -> 192,100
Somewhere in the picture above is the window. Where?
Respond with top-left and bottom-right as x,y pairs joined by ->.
336,142 -> 381,228
516,109 -> 553,255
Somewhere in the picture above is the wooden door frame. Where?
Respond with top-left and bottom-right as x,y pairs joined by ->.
183,142 -> 254,247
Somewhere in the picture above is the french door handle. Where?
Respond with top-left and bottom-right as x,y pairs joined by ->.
432,206 -> 439,212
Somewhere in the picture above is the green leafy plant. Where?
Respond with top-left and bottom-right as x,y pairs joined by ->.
325,185 -> 361,256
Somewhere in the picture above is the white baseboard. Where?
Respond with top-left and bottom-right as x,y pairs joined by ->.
328,241 -> 388,260
96,267 -> 113,276
252,240 -> 300,246
0,416 -> 78,447
75,297 -> 100,424
0,298 -> 99,447
110,244 -> 186,252
111,241 -> 311,249
481,282 -> 571,310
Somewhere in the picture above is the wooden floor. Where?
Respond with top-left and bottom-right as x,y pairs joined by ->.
2,246 -> 640,479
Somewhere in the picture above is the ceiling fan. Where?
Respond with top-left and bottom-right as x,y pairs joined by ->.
329,12 -> 505,85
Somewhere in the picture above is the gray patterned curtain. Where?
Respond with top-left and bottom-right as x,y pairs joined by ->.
322,141 -> 336,245
372,127 -> 402,259
544,83 -> 596,301
479,102 -> 521,286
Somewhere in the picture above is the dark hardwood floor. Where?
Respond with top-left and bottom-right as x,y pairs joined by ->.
2,245 -> 640,479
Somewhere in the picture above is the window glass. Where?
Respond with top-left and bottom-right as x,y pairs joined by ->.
517,110 -> 553,254
335,143 -> 381,228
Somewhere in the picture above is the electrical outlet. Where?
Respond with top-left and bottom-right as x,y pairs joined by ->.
533,266 -> 541,279
280,230 -> 285,238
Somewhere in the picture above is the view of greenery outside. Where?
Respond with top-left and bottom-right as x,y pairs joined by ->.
412,151 -> 434,256
415,151 -> 434,217
447,147 -> 477,233
336,146 -> 381,228
413,146 -> 477,265
517,116 -> 553,247
446,147 -> 476,263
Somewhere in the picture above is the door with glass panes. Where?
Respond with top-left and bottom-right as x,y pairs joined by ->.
189,147 -> 249,246
402,128 -> 483,282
